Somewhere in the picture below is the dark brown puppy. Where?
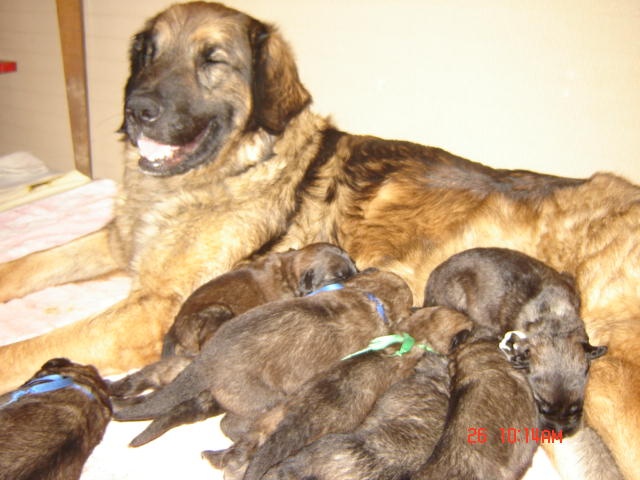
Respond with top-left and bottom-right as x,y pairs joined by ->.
205,306 -> 473,480
0,358 -> 112,480
115,268 -> 413,446
164,242 -> 356,356
109,242 -> 356,397
411,334 -> 539,480
424,247 -> 607,435
1,3 -> 639,477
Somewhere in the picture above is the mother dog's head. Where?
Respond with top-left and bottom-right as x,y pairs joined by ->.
120,1 -> 310,176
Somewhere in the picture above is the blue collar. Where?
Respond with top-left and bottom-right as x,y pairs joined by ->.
306,283 -> 388,325
0,374 -> 95,408
365,292 -> 389,325
305,282 -> 345,296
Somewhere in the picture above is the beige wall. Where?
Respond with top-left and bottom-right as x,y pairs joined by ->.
2,1 -> 639,182
0,0 -> 73,173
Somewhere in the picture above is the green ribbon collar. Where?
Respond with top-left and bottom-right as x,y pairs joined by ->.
342,332 -> 437,360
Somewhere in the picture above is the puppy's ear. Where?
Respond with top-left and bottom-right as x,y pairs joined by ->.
499,331 -> 531,369
584,343 -> 607,360
249,20 -> 311,134
449,329 -> 471,353
298,269 -> 318,296
41,358 -> 73,370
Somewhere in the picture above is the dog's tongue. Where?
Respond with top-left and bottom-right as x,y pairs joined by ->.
137,135 -> 180,162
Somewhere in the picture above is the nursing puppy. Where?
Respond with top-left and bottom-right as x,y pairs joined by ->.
424,247 -> 607,435
115,268 -> 412,446
0,358 -> 112,480
206,306 -> 473,480
258,313 -> 464,480
109,243 -> 357,397
412,334 -> 539,480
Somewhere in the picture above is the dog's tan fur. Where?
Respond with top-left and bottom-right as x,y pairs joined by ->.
0,2 -> 638,477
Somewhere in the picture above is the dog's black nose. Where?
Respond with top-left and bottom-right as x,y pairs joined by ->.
125,94 -> 163,125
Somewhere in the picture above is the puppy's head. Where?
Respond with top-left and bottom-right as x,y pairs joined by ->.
34,358 -> 112,412
499,330 -> 607,436
292,243 -> 358,295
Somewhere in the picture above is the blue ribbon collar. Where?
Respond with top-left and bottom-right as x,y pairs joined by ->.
1,374 -> 95,408
365,292 -> 389,325
306,283 -> 388,325
305,282 -> 345,296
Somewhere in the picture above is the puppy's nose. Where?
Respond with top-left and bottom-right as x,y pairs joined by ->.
125,94 -> 163,125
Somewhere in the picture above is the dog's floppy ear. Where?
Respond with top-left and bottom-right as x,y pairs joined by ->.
499,330 -> 531,369
249,20 -> 311,134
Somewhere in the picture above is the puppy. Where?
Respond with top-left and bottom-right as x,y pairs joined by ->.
114,268 -> 413,446
424,247 -> 607,435
164,243 -> 357,357
412,334 -> 539,480
109,243 -> 356,397
205,306 -> 473,480
0,358 -> 112,480
257,311 -> 468,480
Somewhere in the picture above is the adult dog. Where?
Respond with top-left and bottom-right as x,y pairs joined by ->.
0,1 -> 638,477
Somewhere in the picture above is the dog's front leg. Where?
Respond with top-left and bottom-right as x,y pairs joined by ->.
0,228 -> 121,302
0,289 -> 182,391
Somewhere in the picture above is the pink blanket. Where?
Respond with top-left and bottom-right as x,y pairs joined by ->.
0,179 -> 131,345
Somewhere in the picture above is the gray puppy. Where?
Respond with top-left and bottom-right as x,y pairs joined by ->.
114,268 -> 413,446
205,306 -> 473,480
424,247 -> 607,435
109,243 -> 357,398
411,334 -> 539,480
0,358 -> 112,480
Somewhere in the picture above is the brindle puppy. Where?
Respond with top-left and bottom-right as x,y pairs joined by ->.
424,247 -> 607,435
109,242 -> 356,397
204,306 -> 473,480
0,358 -> 112,480
411,334 -> 539,480
257,316 -> 469,480
114,268 -> 412,447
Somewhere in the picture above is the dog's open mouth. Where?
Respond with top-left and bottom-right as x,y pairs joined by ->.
136,121 -> 220,176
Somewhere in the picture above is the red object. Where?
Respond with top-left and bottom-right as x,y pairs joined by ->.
0,61 -> 17,74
